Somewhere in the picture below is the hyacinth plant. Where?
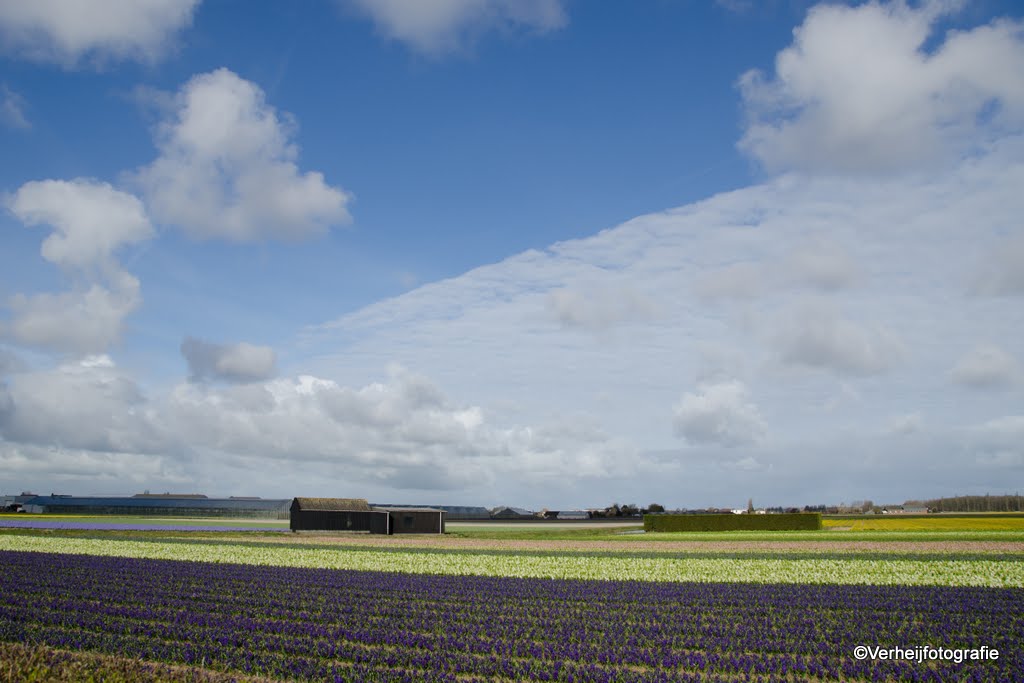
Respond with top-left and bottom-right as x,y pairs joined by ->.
1,533 -> 1022,586
1,550 -> 1021,682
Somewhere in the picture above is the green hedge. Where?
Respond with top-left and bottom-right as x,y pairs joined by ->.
643,513 -> 822,532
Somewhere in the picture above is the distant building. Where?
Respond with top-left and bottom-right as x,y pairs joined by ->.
555,510 -> 590,520
885,505 -> 929,514
132,492 -> 208,499
20,495 -> 290,519
490,506 -> 534,519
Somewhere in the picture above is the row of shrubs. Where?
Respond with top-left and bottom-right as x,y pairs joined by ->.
643,512 -> 822,532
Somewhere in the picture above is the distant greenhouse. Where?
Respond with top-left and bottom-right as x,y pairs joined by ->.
21,495 -> 290,519
371,504 -> 490,520
490,506 -> 535,519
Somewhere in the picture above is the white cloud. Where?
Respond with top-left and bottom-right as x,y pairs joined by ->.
886,412 -> 923,436
673,381 -> 766,447
4,275 -> 141,355
971,234 -> 1024,296
180,336 -> 277,383
343,0 -> 567,55
5,120 -> 1024,505
950,343 -> 1021,389
738,1 -> 1024,173
784,238 -> 858,290
0,355 -> 165,453
774,302 -> 904,375
4,180 -> 152,355
696,262 -> 765,300
0,357 -> 640,497
7,179 -> 153,271
0,348 -> 25,375
970,415 -> 1024,441
135,68 -> 351,241
546,281 -> 657,331
0,83 -> 29,128
696,239 -> 857,300
967,415 -> 1024,468
164,365 -> 631,491
0,0 -> 199,67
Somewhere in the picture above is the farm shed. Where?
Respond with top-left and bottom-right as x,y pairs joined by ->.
289,498 -> 386,533
290,498 -> 446,534
374,507 -> 446,534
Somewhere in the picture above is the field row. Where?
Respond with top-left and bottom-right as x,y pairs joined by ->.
1,534 -> 1023,586
2,550 -> 1021,683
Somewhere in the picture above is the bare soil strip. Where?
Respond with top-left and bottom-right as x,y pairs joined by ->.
238,534 -> 1024,554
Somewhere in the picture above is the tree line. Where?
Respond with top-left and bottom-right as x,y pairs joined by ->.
909,494 -> 1024,513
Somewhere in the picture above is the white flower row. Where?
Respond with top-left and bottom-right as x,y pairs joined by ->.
1,535 -> 1021,587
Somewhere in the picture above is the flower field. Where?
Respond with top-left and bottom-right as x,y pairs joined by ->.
1,524 -> 1022,682
2,549 -> 1022,683
2,533 -> 1023,586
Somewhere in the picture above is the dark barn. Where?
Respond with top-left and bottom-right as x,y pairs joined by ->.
289,498 -> 385,532
289,498 -> 445,534
373,507 -> 446,534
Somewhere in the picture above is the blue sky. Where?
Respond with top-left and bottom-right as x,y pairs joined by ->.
1,0 -> 1022,509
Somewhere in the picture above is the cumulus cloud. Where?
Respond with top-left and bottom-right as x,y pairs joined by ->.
950,343 -> 1021,389
342,0 -> 567,55
7,179 -> 153,271
673,381 -> 766,447
0,0 -> 200,67
738,0 -> 1024,173
2,347 -> 635,496
135,68 -> 351,241
181,336 -> 277,384
0,355 -> 165,454
3,180 -> 152,355
774,302 -> 904,375
165,365 -> 629,490
1,83 -> 29,128
4,275 -> 141,355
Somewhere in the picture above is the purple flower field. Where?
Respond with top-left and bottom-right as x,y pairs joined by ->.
0,550 -> 1020,682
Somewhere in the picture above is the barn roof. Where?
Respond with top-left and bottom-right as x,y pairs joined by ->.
291,497 -> 371,511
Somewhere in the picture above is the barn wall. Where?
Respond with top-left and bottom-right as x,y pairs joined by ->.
289,510 -> 390,533
387,510 -> 445,534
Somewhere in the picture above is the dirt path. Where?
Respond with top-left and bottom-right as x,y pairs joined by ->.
239,534 -> 1024,554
